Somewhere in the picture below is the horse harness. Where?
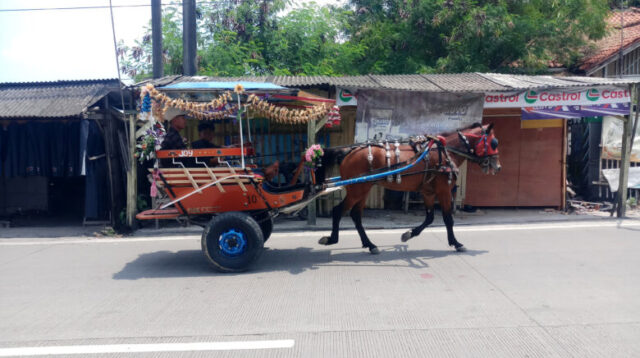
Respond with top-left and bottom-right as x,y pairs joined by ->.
347,136 -> 458,187
345,127 -> 498,187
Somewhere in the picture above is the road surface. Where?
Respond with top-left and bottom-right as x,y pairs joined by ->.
1,220 -> 639,357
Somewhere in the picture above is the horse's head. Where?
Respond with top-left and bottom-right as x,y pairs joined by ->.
458,123 -> 502,175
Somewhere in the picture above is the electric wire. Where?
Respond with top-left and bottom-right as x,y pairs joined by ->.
0,2 -> 183,12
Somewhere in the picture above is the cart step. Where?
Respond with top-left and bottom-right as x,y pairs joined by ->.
136,208 -> 182,220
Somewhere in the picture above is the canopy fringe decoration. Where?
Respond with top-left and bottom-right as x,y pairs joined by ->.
141,84 -> 330,124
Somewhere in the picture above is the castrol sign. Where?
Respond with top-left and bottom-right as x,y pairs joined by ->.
484,86 -> 630,108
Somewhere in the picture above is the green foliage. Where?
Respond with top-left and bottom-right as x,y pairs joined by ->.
119,0 -> 612,79
346,0 -> 609,73
269,4 -> 366,75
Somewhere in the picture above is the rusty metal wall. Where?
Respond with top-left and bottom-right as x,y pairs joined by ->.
465,109 -> 564,207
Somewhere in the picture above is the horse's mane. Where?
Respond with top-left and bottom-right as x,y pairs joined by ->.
437,122 -> 483,138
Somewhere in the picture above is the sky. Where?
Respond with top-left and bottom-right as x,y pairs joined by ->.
0,0 -> 344,83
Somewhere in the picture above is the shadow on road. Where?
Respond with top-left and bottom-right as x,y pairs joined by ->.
112,244 -> 488,280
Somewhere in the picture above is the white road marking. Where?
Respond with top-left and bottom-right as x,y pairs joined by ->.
0,340 -> 295,356
0,220 -> 638,246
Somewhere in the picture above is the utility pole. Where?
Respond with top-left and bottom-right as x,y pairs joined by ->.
182,0 -> 197,75
307,119 -> 317,225
614,84 -> 637,217
151,0 -> 163,79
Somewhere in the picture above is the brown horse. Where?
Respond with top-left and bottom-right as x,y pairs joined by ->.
316,123 -> 501,254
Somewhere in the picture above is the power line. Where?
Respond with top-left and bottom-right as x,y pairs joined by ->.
0,3 -> 183,13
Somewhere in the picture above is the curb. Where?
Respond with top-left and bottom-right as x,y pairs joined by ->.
132,215 -> 635,237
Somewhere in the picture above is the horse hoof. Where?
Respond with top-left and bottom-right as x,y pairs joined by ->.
369,247 -> 380,255
401,231 -> 413,242
319,236 -> 337,245
455,245 -> 466,252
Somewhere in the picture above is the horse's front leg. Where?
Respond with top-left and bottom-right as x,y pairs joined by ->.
318,199 -> 345,245
443,210 -> 465,252
351,200 -> 379,254
402,193 -> 435,242
436,180 -> 466,252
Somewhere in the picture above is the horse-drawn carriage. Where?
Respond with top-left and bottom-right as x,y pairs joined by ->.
135,82 -> 501,272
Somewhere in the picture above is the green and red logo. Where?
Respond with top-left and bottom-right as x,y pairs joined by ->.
339,89 -> 354,103
586,88 -> 600,102
524,90 -> 538,104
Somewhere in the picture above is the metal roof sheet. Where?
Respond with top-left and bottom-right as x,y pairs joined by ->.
477,73 -> 637,90
423,73 -> 506,92
269,75 -> 331,87
137,74 -> 638,94
368,75 -> 441,91
161,81 -> 286,90
0,79 -> 120,118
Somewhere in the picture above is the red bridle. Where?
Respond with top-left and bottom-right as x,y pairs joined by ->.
452,128 -> 499,164
464,132 -> 499,156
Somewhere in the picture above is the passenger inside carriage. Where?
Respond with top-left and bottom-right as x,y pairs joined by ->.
191,121 -> 219,149
160,108 -> 279,181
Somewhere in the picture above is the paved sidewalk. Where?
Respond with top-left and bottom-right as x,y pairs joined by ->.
1,207 -> 637,239
132,206 -> 639,237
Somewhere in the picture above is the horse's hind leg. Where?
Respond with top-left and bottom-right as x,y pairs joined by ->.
401,193 -> 435,242
436,179 -> 466,252
351,199 -> 379,254
319,184 -> 369,247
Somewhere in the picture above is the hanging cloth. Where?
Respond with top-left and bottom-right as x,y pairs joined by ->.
84,120 -> 109,220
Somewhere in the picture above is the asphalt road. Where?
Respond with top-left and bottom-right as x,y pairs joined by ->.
1,220 -> 639,357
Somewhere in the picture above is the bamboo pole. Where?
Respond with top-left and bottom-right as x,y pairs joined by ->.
126,114 -> 137,227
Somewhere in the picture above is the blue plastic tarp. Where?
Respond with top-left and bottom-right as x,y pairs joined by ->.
161,81 -> 286,90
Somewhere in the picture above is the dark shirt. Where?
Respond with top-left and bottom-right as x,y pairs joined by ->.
160,127 -> 187,167
161,127 -> 186,151
191,139 -> 220,165
191,139 -> 219,149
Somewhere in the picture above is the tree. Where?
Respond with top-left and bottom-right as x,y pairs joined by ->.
120,0 -> 612,79
119,5 -> 185,79
345,0 -> 610,73
268,4 -> 365,75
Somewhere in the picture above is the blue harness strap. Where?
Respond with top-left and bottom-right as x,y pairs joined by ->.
326,143 -> 432,188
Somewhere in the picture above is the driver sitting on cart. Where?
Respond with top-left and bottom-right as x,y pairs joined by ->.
161,109 -> 279,181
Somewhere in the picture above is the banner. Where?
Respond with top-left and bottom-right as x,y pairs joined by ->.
601,116 -> 640,162
354,90 -> 484,142
336,88 -> 357,106
602,167 -> 640,192
484,86 -> 630,108
521,103 -> 630,120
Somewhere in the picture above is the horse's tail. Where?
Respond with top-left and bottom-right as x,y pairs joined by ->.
315,146 -> 352,185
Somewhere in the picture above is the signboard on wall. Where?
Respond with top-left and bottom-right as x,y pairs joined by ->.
484,86 -> 630,108
336,88 -> 357,106
354,90 -> 484,142
521,103 -> 630,120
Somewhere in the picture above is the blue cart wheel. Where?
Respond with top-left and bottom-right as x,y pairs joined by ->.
201,212 -> 264,272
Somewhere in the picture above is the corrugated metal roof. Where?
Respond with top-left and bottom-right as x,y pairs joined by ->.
330,75 -> 379,88
162,81 -> 286,90
478,73 -> 638,90
369,75 -> 441,91
424,73 -> 505,92
269,75 -> 331,87
0,79 -> 120,118
137,73 -> 638,94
